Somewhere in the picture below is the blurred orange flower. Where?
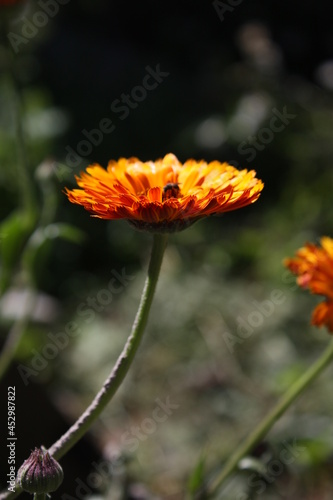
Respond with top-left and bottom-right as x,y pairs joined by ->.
65,153 -> 264,233
284,237 -> 333,332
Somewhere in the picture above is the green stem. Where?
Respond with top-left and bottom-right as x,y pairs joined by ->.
49,233 -> 168,460
205,337 -> 333,498
0,234 -> 168,500
7,44 -> 36,217
33,495 -> 47,500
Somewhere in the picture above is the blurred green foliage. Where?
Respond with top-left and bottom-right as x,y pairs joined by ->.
1,1 -> 333,499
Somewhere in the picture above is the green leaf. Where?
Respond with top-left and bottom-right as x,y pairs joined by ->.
22,223 -> 85,279
47,223 -> 86,245
188,454 -> 206,498
0,210 -> 36,294
293,438 -> 330,466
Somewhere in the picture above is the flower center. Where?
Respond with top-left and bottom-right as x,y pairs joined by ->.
162,183 -> 181,201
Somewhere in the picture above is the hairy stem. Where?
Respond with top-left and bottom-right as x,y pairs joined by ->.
0,234 -> 168,500
49,233 -> 168,459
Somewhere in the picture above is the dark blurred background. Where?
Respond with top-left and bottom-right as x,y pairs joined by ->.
1,0 -> 333,498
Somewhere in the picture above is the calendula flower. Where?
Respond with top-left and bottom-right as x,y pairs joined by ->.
284,237 -> 333,332
65,153 -> 263,233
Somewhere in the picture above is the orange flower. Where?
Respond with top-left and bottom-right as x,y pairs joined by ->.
284,237 -> 333,332
65,153 -> 264,233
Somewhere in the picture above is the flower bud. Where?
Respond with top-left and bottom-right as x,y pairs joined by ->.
17,446 -> 63,494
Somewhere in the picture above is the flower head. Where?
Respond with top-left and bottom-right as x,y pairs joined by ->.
284,237 -> 333,332
65,153 -> 264,233
17,446 -> 63,494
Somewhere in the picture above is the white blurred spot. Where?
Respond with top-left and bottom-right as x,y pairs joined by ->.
228,92 -> 272,140
315,60 -> 333,90
236,22 -> 283,74
195,117 -> 226,148
25,107 -> 69,139
0,289 -> 60,323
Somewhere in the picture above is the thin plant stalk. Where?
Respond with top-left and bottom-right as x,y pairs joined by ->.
0,39 -> 37,377
49,233 -> 168,460
0,233 -> 168,500
204,337 -> 333,498
0,289 -> 36,380
6,43 -> 36,217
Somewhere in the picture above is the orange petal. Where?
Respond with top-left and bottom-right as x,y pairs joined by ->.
147,187 -> 162,202
312,301 -> 333,332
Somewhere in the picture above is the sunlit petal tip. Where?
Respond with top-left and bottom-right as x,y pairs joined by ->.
65,153 -> 263,233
